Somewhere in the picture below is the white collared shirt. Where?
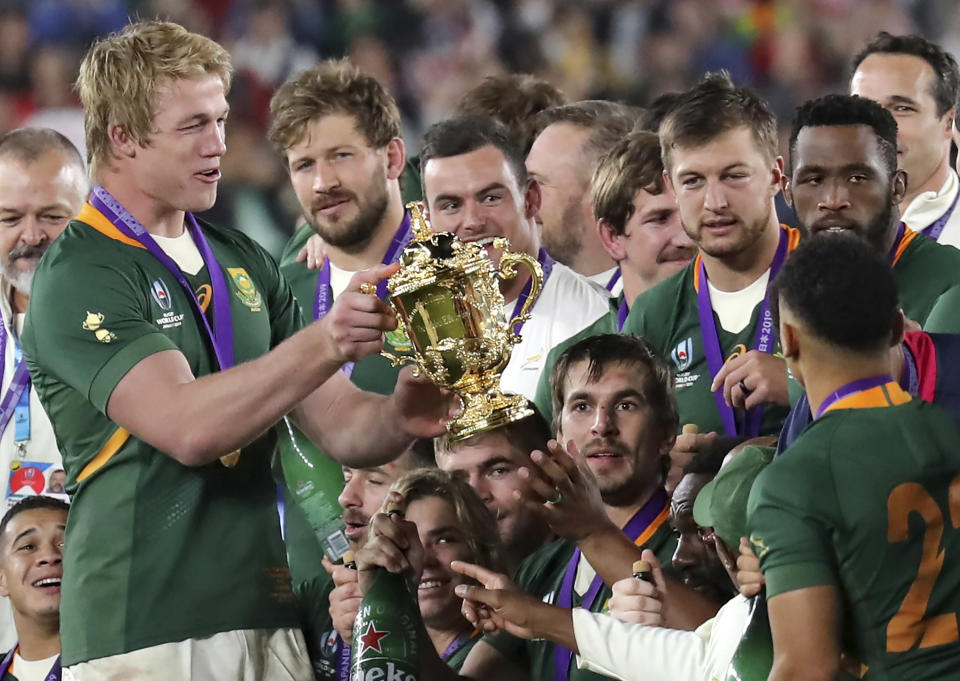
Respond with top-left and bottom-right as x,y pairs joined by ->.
500,262 -> 610,402
586,267 -> 624,298
901,170 -> 960,249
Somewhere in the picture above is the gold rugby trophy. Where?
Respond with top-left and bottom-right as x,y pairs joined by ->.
382,203 -> 543,440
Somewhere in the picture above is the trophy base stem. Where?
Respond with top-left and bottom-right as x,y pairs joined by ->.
446,390 -> 534,441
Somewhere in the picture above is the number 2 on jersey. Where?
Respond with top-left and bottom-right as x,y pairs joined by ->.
886,475 -> 960,652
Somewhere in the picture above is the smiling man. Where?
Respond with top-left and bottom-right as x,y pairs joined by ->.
420,115 -> 610,401
0,496 -> 68,681
850,32 -> 960,247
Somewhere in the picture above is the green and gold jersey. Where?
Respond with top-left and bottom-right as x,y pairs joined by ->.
295,570 -> 340,681
484,517 -> 677,681
748,384 -> 960,680
22,206 -> 301,665
533,296 -> 621,426
279,223 -> 313,269
620,263 -> 790,437
892,228 -> 960,326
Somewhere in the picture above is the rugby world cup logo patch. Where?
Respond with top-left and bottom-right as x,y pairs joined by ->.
672,337 -> 693,372
151,279 -> 172,310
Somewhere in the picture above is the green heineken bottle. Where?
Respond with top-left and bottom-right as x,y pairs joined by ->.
725,593 -> 773,681
351,507 -> 421,681
279,416 -> 350,561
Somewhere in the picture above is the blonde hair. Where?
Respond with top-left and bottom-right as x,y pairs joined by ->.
76,20 -> 232,172
268,59 -> 401,157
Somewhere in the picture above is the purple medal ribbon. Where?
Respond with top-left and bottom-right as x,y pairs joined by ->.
887,222 -> 906,263
0,647 -> 61,681
336,636 -> 351,681
698,228 -> 789,437
441,630 -> 476,661
314,214 -> 413,378
920,184 -> 960,241
511,248 -> 554,335
815,375 -> 893,419
0,322 -> 31,437
605,268 -> 621,292
616,296 -> 628,333
89,186 -> 235,371
553,489 -> 668,681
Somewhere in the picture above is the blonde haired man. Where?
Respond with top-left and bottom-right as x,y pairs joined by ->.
22,21 -> 449,680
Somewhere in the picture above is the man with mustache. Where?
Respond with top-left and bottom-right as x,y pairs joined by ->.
420,115 -> 610,401
850,33 -> 960,248
0,128 -> 86,653
533,130 -> 696,425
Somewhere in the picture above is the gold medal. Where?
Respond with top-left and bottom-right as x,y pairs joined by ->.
9,460 -> 19,471
220,450 -> 242,468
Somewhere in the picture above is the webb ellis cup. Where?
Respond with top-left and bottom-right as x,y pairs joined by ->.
382,202 -> 544,440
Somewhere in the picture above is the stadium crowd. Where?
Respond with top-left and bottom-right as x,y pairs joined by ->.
0,2 -> 957,681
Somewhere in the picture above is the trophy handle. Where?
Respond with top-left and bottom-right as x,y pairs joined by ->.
381,350 -> 420,369
495,238 -> 544,331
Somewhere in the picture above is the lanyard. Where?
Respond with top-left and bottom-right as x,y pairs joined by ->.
336,636 -> 351,681
314,213 -> 412,379
616,296 -> 628,332
511,248 -> 554,335
0,647 -> 61,680
0,322 -> 31,444
605,268 -> 621,292
902,344 -> 919,397
553,489 -> 669,681
441,629 -> 479,661
89,186 -> 235,371
697,227 -> 788,437
920,184 -> 960,241
815,375 -> 893,418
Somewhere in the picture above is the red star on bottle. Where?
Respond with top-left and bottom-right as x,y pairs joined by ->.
359,622 -> 389,653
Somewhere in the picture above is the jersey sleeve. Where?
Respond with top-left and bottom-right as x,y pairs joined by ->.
922,285 -> 960,334
746,449 -> 841,597
23,252 -> 179,415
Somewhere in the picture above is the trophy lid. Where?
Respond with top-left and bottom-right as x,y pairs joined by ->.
388,202 -> 492,295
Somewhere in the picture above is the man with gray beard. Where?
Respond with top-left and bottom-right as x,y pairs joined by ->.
0,127 -> 87,651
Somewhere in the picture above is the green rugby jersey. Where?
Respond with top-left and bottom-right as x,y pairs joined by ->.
748,383 -> 960,679
892,227 -> 960,326
295,570 -> 340,681
484,515 -> 677,681
22,204 -> 301,664
533,295 -> 621,426
620,262 -> 790,437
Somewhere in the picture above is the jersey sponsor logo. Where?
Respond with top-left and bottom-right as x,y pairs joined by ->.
726,343 -> 747,363
82,311 -> 116,343
151,278 -> 173,310
672,337 -> 693,372
227,267 -> 262,311
196,284 -> 212,312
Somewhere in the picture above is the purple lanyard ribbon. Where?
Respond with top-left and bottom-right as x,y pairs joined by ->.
605,268 -> 621,292
89,186 -> 235,371
511,248 -> 554,335
441,630 -> 476,661
336,636 -> 351,681
698,228 -> 788,437
920,185 -> 960,241
815,375 -> 893,418
0,647 -> 61,680
553,489 -> 668,681
616,296 -> 628,332
902,344 -> 919,396
0,322 -> 31,437
314,214 -> 413,378
887,222 -> 906,263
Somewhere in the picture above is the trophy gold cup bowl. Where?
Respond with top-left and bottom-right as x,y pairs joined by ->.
382,203 -> 544,441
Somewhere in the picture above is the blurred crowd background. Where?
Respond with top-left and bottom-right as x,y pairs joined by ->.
1,0 -> 956,256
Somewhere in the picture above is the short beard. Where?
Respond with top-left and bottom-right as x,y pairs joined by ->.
862,201 -> 897,254
0,247 -> 44,296
695,202 -> 772,260
541,196 -> 584,266
308,171 -> 390,254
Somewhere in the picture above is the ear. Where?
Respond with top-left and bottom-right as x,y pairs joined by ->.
780,317 -> 799,361
107,123 -> 138,159
663,169 -> 675,194
0,564 -> 8,598
892,169 -> 908,204
384,137 -> 406,181
769,156 -> 785,197
523,178 -> 542,220
943,108 -> 956,138
892,308 -> 906,347
782,175 -> 793,207
596,217 -> 627,261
